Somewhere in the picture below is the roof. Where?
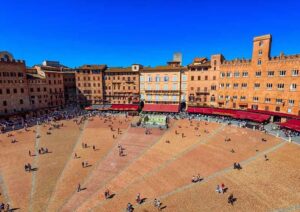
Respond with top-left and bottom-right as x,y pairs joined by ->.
77,64 -> 107,70
26,73 -> 45,80
143,65 -> 187,72
105,67 -> 135,73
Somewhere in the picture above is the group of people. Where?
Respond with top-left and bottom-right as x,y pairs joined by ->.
215,183 -> 226,194
38,147 -> 49,155
24,163 -> 33,172
233,162 -> 242,170
118,144 -> 125,157
191,174 -> 203,183
0,202 -> 10,212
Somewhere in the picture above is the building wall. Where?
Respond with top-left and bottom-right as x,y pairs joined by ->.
63,72 -> 76,105
218,34 -> 300,116
0,60 -> 31,115
75,67 -> 104,106
27,77 -> 49,110
140,66 -> 185,104
103,67 -> 140,104
186,55 -> 221,107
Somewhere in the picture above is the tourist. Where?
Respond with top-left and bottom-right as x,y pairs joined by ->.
126,203 -> 134,212
77,183 -> 81,192
221,183 -> 225,193
228,193 -> 235,205
216,185 -> 221,193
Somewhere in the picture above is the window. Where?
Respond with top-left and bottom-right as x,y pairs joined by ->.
240,96 -> 246,101
259,41 -> 263,46
211,85 -> 216,90
197,76 -> 201,80
140,76 -> 144,82
21,88 -> 24,93
20,99 -> 23,104
257,59 -> 262,65
292,69 -> 299,76
218,95 -> 223,100
254,83 -> 260,89
242,71 -> 248,77
225,83 -> 230,88
155,75 -> 160,82
6,89 -> 10,94
191,76 -> 194,81
233,83 -> 238,89
288,99 -> 295,106
3,101 -> 7,106
266,83 -> 273,89
234,72 -> 240,78
147,76 -> 152,82
290,83 -> 297,91
268,71 -> 274,77
164,76 -> 169,82
277,83 -> 285,90
172,84 -> 177,90
205,76 -> 208,80
265,98 -> 271,103
155,84 -> 160,90
182,75 -> 187,81
241,83 -> 248,88
253,97 -> 259,102
163,84 -> 168,90
220,72 -> 225,78
219,83 -> 224,88
13,88 -> 17,93
225,95 -> 230,100
213,76 -> 216,80
279,70 -> 286,76
232,96 -> 238,100
258,50 -> 262,55
226,72 -> 232,78
172,75 -> 177,82
276,99 -> 283,104
255,71 -> 262,77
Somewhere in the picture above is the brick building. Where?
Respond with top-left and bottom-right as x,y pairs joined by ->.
0,52 -> 31,116
75,65 -> 106,106
217,34 -> 300,118
103,65 -> 140,105
187,55 -> 222,108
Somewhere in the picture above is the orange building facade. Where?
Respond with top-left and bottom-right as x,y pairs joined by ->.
103,66 -> 140,104
187,55 -> 222,108
217,35 -> 300,117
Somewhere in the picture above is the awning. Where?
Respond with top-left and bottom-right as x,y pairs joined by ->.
110,104 -> 139,111
247,109 -> 300,120
143,104 -> 179,113
84,105 -> 112,111
279,119 -> 300,132
187,107 -> 270,123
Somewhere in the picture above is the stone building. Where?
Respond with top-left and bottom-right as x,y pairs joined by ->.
140,57 -> 188,112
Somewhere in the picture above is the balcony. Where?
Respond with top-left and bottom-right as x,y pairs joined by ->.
145,89 -> 180,93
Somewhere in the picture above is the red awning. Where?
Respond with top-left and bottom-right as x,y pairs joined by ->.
110,104 -> 139,111
187,107 -> 270,123
247,109 -> 300,120
84,106 -> 93,111
279,119 -> 300,132
143,104 -> 179,113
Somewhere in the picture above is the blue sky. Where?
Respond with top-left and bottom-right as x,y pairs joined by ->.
1,0 -> 300,67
